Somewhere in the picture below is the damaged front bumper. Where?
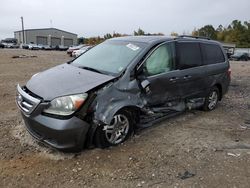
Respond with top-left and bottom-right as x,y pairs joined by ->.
16,84 -> 90,151
21,113 -> 90,151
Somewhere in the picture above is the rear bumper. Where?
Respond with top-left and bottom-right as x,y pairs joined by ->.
21,112 -> 90,151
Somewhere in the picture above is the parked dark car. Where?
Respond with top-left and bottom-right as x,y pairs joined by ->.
230,52 -> 249,61
55,45 -> 69,51
42,45 -> 53,50
0,43 -> 4,48
16,36 -> 231,151
21,44 -> 29,49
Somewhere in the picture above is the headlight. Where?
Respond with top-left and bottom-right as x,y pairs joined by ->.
43,93 -> 88,116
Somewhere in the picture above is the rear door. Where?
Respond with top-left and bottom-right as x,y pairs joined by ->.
176,41 -> 206,98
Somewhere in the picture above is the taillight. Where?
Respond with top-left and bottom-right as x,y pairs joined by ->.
227,68 -> 231,77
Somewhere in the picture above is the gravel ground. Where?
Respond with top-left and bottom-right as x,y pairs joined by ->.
0,49 -> 250,188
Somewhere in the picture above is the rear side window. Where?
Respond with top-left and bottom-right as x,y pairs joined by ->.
177,42 -> 202,69
201,43 -> 225,65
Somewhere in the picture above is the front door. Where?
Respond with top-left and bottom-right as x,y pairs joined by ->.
138,42 -> 182,107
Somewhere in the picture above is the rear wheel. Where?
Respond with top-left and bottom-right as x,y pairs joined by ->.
94,110 -> 133,148
203,87 -> 219,111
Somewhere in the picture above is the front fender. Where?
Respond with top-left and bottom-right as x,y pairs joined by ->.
96,102 -> 142,125
93,79 -> 145,125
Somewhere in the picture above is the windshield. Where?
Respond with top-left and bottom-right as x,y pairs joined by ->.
71,40 -> 145,75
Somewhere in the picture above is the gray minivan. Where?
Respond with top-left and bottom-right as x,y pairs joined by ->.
16,36 -> 231,151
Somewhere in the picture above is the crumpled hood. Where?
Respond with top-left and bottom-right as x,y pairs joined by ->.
26,63 -> 115,100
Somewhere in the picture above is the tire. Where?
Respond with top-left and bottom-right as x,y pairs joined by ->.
94,110 -> 133,148
203,87 -> 219,111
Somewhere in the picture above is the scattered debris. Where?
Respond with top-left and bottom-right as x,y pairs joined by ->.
235,139 -> 240,142
247,104 -> 250,109
245,119 -> 250,125
222,144 -> 250,150
213,148 -> 224,152
136,181 -> 145,187
239,122 -> 250,130
230,84 -> 239,88
12,55 -> 37,58
178,170 -> 195,180
227,152 -> 241,157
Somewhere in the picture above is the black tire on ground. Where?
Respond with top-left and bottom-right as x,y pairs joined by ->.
94,110 -> 134,148
203,87 -> 220,111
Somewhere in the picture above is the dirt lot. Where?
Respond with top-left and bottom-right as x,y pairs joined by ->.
0,49 -> 250,188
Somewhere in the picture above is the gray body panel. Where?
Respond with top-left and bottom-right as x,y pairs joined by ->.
26,63 -> 115,100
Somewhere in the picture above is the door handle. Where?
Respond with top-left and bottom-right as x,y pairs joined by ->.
169,77 -> 179,82
183,75 -> 192,79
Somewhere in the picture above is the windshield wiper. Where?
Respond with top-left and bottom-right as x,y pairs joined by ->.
79,66 -> 104,74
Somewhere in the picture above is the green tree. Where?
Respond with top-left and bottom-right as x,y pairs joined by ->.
195,25 -> 217,39
104,33 -> 112,40
77,37 -> 84,44
112,32 -> 122,37
134,28 -> 145,36
170,32 -> 178,37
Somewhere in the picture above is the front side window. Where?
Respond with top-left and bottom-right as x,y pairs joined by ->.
144,43 -> 175,76
177,42 -> 202,69
71,40 -> 145,75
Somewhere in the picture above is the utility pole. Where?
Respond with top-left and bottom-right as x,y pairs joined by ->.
21,16 -> 25,44
50,19 -> 53,28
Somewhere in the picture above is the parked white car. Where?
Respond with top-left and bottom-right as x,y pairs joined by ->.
2,42 -> 19,48
72,46 -> 93,58
28,43 -> 40,50
67,44 -> 85,56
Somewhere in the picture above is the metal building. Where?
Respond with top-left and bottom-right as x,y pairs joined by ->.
14,28 -> 77,47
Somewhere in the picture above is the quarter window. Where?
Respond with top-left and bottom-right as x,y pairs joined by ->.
144,43 -> 175,76
177,42 -> 202,69
201,43 -> 225,64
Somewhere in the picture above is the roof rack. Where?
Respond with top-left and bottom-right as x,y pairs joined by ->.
179,35 -> 211,40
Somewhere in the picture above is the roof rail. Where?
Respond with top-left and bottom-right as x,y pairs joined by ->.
179,35 -> 211,40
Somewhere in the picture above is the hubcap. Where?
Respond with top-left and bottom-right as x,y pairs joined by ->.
103,114 -> 129,145
208,91 -> 218,110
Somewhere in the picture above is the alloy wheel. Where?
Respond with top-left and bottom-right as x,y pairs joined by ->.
208,91 -> 218,110
103,114 -> 130,145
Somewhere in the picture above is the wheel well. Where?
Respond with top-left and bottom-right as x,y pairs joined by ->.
118,106 -> 141,125
88,106 -> 141,148
214,84 -> 222,100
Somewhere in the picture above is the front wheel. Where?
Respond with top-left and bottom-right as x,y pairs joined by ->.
203,87 -> 219,111
94,110 -> 133,148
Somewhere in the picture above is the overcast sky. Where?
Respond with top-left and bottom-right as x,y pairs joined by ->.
0,0 -> 249,39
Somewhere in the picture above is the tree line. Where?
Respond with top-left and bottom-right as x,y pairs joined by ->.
192,20 -> 250,47
78,28 -> 163,45
78,20 -> 250,48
